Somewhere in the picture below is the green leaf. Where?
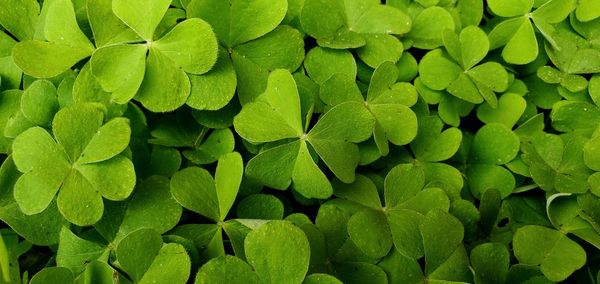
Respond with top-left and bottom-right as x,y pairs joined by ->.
170,167 -> 220,221
79,118 -> 131,164
187,0 -> 288,47
0,201 -> 67,246
304,47 -> 357,84
407,7 -> 455,49
112,0 -> 171,40
56,228 -> 106,274
135,48 -> 191,112
488,0 -> 533,17
194,255 -> 261,284
116,228 -> 163,282
551,101 -> 600,133
56,170 -> 104,226
513,225 -> 587,282
385,163 -> 425,208
12,0 -> 94,78
468,164 -> 516,198
52,104 -> 104,162
303,274 -> 343,284
292,141 -> 333,199
333,175 -> 382,210
418,49 -> 462,91
20,80 -> 59,127
215,152 -> 243,219
245,141 -> 300,190
576,0 -> 600,21
76,155 -> 136,201
234,69 -> 303,143
497,17 -> 538,65
87,0 -> 140,47
187,48 -> 237,110
139,243 -> 191,284
458,26 -> 489,70
30,267 -> 73,284
245,221 -> 310,284
477,93 -> 527,128
411,116 -> 463,162
347,210 -> 392,258
471,123 -> 520,165
584,133 -> 600,171
308,102 -> 375,182
421,209 -> 464,274
90,44 -> 147,104
153,18 -> 218,74
356,34 -> 404,68
12,127 -> 69,215
0,0 -> 39,41
237,194 -> 284,219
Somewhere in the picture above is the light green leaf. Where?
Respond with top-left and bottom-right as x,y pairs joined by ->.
12,41 -> 92,79
245,221 -> 310,284
407,7 -> 455,49
347,210 -> 392,258
79,118 -> 131,164
12,127 -> 69,215
52,104 -> 104,162
187,0 -> 288,47
153,18 -> 218,74
319,74 -> 363,106
345,1 -> 411,34
308,102 -> 375,182
0,200 -> 67,246
44,0 -> 94,51
459,26 -> 489,70
357,34 -> 403,68
576,0 -> 600,21
187,48 -> 237,110
304,47 -> 357,84
90,44 -> 147,104
20,80 -> 59,127
76,155 -> 136,201
502,17 -> 538,65
215,152 -> 244,219
87,0 -> 140,47
303,274 -> 343,284
116,228 -> 163,282
234,69 -> 303,143
467,164 -> 516,198
488,0 -> 533,17
333,174 -> 382,210
135,48 -> 191,112
513,225 -> 586,282
477,93 -> 527,128
411,116 -> 463,162
56,170 -> 104,226
195,255 -> 261,284
112,0 -> 171,40
584,134 -> 600,171
246,141 -> 300,190
292,141 -> 333,199
0,0 -> 39,41
471,123 -> 520,165
387,209 -> 425,259
170,167 -> 220,221
418,49 -> 462,91
139,243 -> 191,284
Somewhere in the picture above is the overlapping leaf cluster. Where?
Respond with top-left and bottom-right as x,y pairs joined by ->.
0,0 -> 600,283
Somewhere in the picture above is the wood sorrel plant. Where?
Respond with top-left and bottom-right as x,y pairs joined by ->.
1,0 -> 600,283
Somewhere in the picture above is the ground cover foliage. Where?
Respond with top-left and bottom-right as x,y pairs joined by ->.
1,0 -> 600,283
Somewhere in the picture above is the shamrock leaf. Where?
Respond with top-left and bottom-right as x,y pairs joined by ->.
116,228 -> 191,284
476,93 -> 527,128
410,115 -> 462,162
29,267 -> 74,284
90,7 -> 219,111
11,104 -> 135,225
470,243 -> 510,284
320,61 -> 418,156
188,0 -> 304,104
0,32 -> 21,91
12,0 -> 94,78
522,132 -> 592,193
0,0 -> 38,41
467,123 -> 520,198
405,6 -> 456,49
513,225 -> 586,282
194,255 -> 261,284
300,0 -> 411,49
56,227 -> 108,274
487,0 -> 576,65
419,26 -> 509,106
234,69 -> 374,199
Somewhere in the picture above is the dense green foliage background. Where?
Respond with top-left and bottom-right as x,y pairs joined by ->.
1,0 -> 600,283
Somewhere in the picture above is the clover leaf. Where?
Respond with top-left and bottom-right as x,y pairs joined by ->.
234,69 -> 374,199
188,0 -> 305,104
12,0 -> 94,78
300,0 -> 411,49
320,61 -> 418,156
11,103 -> 135,225
116,228 -> 191,284
513,225 -> 586,282
90,0 -> 219,111
487,0 -> 576,64
419,26 -> 508,106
